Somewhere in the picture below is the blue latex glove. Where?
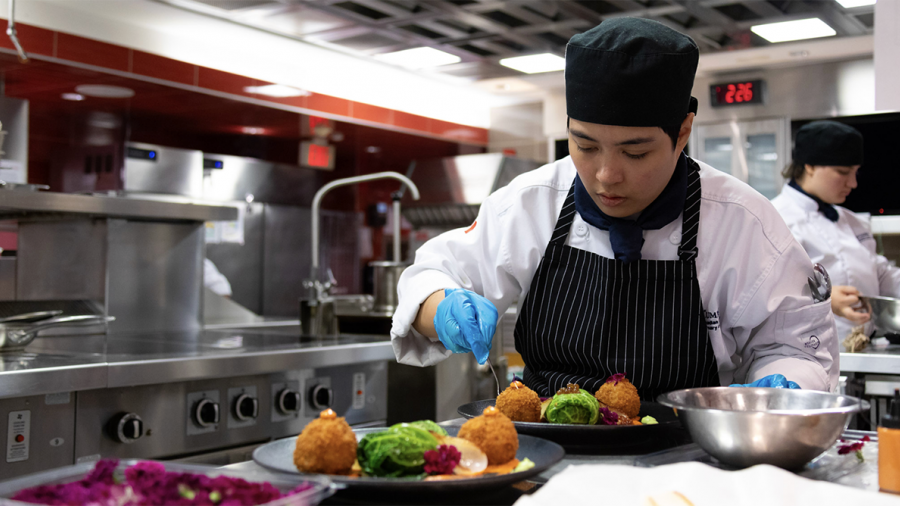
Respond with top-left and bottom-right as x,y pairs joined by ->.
730,374 -> 801,389
433,288 -> 498,365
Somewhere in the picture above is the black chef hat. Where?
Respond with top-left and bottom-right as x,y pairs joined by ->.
566,18 -> 699,128
793,120 -> 864,166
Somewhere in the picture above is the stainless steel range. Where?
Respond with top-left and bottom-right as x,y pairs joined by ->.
0,187 -> 392,479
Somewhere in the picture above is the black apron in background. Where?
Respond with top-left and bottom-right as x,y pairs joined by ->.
514,159 -> 719,400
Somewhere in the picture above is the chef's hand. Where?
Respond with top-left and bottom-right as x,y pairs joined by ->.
831,285 -> 870,325
730,374 -> 800,389
434,288 -> 498,365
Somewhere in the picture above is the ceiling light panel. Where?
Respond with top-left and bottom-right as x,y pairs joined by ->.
750,18 -> 836,43
375,47 -> 461,68
499,53 -> 565,74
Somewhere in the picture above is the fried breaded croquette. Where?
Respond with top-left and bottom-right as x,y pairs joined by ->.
294,408 -> 357,474
594,373 -> 641,419
458,406 -> 519,465
496,380 -> 541,423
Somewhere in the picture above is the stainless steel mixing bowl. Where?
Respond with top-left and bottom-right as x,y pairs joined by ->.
657,387 -> 869,469
860,295 -> 900,333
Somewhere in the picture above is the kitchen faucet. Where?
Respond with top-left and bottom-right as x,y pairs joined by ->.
305,172 -> 420,314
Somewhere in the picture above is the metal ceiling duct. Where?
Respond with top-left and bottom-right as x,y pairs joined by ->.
401,153 -> 540,229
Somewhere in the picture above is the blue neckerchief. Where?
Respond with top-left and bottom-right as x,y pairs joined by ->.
574,152 -> 688,264
789,179 -> 838,222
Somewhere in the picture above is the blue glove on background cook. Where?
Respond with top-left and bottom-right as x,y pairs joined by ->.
730,374 -> 801,389
434,288 -> 498,365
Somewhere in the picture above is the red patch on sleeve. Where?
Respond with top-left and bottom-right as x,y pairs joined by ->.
464,221 -> 477,234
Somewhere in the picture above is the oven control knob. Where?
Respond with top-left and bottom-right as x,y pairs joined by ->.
234,394 -> 259,421
108,412 -> 143,444
309,385 -> 333,410
193,399 -> 220,428
277,389 -> 301,414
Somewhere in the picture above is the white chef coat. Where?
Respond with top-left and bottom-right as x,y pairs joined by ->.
204,258 -> 233,297
771,182 -> 900,340
392,156 -> 837,391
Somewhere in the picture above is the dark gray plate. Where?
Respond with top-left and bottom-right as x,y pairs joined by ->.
458,399 -> 688,455
252,426 -> 564,495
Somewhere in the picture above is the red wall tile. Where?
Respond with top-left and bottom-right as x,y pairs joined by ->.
351,101 -> 393,125
393,111 -> 430,133
197,67 -> 257,97
56,33 -> 129,72
132,50 -> 195,86
0,22 -> 54,57
306,93 -> 350,117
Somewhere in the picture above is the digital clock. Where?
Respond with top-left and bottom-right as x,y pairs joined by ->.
710,79 -> 765,107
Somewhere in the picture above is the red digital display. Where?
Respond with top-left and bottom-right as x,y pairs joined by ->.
710,79 -> 764,107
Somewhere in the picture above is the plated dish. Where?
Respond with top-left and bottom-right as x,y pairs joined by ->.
252,408 -> 565,495
458,375 -> 687,454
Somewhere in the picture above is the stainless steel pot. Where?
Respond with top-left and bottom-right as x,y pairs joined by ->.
369,261 -> 406,313
860,295 -> 900,333
0,315 -> 114,351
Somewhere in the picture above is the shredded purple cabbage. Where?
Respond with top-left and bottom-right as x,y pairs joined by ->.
423,445 -> 462,475
11,459 -> 316,506
598,407 -> 619,426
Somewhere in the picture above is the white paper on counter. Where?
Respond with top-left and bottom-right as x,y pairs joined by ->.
514,462 -> 900,506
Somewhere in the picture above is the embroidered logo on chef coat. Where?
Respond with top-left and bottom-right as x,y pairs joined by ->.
804,335 -> 821,350
856,232 -> 873,243
465,221 -> 477,234
704,310 -> 719,331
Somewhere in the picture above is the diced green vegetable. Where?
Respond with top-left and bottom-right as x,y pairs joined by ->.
357,424 -> 439,477
640,416 -> 658,425
545,390 -> 600,425
209,490 -> 222,503
178,483 -> 196,500
513,458 -> 535,473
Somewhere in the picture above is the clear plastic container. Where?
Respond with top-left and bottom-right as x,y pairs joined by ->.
0,459 -> 335,506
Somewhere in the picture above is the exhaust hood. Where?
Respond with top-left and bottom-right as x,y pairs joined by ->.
401,153 -> 541,229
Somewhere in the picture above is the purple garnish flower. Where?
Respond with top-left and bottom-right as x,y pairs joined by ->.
598,407 -> 619,425
423,445 -> 462,475
606,373 -> 626,386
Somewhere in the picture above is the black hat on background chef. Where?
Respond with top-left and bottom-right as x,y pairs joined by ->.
793,120 -> 864,167
565,17 -> 699,127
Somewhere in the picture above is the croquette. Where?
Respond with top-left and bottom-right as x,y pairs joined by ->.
496,380 -> 541,423
594,373 -> 641,419
458,406 -> 519,465
293,408 -> 357,474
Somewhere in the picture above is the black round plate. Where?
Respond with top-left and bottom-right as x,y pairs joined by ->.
252,426 -> 564,496
458,400 -> 689,455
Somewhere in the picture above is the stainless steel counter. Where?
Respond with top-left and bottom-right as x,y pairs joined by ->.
840,345 -> 900,374
0,190 -> 237,222
0,328 -> 394,399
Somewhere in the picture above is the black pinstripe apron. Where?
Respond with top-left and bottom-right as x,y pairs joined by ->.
514,160 -> 719,399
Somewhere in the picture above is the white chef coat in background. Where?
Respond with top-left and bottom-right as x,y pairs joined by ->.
391,156 -> 837,391
204,258 -> 233,297
771,182 -> 900,341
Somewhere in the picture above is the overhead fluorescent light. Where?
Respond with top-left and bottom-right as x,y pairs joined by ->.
499,53 -> 565,74
836,0 -> 876,8
61,92 -> 85,101
375,47 -> 461,69
751,18 -> 836,43
243,84 -> 310,97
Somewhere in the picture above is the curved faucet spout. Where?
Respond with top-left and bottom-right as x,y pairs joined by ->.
309,172 -> 420,300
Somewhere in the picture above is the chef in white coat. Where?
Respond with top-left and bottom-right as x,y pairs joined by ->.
391,18 -> 837,396
772,120 -> 900,342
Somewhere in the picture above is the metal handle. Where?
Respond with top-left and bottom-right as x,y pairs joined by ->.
0,310 -> 62,324
8,315 -> 115,339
